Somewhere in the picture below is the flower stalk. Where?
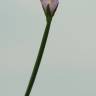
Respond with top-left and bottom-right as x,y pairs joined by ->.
25,17 -> 52,96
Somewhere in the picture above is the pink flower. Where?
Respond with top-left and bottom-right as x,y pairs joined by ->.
40,0 -> 59,15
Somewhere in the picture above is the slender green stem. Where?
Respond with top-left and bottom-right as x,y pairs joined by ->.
25,19 -> 52,96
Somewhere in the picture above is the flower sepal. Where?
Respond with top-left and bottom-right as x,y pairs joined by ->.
40,0 -> 59,22
44,4 -> 58,22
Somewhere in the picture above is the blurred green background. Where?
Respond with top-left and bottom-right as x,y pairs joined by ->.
0,0 -> 96,96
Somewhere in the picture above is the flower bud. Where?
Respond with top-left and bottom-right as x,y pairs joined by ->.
40,0 -> 59,17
